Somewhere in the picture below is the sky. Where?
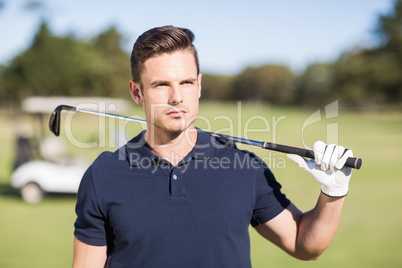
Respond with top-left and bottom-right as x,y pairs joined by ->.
0,0 -> 396,75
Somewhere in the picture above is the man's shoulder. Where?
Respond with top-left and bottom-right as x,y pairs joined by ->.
91,131 -> 146,168
200,131 -> 267,169
90,146 -> 129,170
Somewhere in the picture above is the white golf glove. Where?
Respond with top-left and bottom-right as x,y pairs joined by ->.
287,141 -> 353,197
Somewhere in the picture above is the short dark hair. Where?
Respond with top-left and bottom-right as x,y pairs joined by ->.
130,26 -> 200,84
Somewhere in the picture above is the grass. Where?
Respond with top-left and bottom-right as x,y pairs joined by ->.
0,101 -> 401,267
0,196 -> 76,267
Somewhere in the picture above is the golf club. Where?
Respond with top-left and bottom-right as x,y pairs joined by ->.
49,105 -> 362,169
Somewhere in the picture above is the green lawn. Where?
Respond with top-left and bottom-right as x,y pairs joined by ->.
0,101 -> 401,267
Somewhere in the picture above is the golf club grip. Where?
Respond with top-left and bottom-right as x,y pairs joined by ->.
261,142 -> 362,169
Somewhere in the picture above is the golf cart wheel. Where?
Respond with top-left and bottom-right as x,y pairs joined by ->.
21,182 -> 45,204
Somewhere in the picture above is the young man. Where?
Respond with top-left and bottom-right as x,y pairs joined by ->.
72,26 -> 353,267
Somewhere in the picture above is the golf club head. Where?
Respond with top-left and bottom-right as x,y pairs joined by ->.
49,105 -> 75,136
49,107 -> 61,136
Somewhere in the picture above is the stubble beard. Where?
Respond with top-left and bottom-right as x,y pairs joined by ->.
147,108 -> 198,146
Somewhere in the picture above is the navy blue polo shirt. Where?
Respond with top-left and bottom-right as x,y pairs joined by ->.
74,129 -> 290,267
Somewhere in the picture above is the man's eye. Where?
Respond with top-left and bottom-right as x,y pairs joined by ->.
156,83 -> 168,87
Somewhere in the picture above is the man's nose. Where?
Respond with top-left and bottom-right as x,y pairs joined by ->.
169,86 -> 183,105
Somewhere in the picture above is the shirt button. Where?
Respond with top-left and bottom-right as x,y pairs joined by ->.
173,175 -> 178,180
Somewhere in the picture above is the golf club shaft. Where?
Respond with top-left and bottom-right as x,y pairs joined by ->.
49,105 -> 362,169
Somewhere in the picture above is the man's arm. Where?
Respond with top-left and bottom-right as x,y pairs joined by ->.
72,237 -> 107,268
255,141 -> 353,260
255,193 -> 344,260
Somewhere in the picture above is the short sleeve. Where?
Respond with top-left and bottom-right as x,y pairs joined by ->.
250,160 -> 290,227
74,166 -> 108,246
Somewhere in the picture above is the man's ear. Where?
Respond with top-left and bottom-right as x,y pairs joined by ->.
197,73 -> 202,98
129,80 -> 143,105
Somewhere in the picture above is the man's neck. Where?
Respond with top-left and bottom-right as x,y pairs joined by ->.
144,126 -> 198,166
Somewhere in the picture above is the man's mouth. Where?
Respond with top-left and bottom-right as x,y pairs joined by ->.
167,109 -> 187,118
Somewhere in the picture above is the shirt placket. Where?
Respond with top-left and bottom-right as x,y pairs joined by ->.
169,161 -> 190,203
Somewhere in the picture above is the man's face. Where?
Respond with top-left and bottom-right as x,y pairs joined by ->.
130,50 -> 202,136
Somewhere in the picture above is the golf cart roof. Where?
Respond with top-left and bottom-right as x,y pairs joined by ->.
22,96 -> 131,114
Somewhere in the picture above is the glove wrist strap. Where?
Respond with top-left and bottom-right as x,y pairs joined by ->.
320,189 -> 348,198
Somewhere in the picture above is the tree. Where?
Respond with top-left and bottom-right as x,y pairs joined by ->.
92,26 -> 132,97
231,64 -> 295,104
199,74 -> 233,100
0,22 -> 131,104
0,1 -> 5,12
295,63 -> 335,107
330,0 -> 402,108
333,49 -> 401,107
374,0 -> 402,102
376,0 -> 402,58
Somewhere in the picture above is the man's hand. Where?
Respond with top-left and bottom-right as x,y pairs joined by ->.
287,141 -> 353,197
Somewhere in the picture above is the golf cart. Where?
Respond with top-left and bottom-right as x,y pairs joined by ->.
11,96 -> 130,204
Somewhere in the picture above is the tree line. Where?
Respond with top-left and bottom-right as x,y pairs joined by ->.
1,0 -> 401,110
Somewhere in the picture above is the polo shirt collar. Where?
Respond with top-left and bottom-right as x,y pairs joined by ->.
188,128 -> 217,161
125,130 -> 155,167
125,128 -> 218,167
